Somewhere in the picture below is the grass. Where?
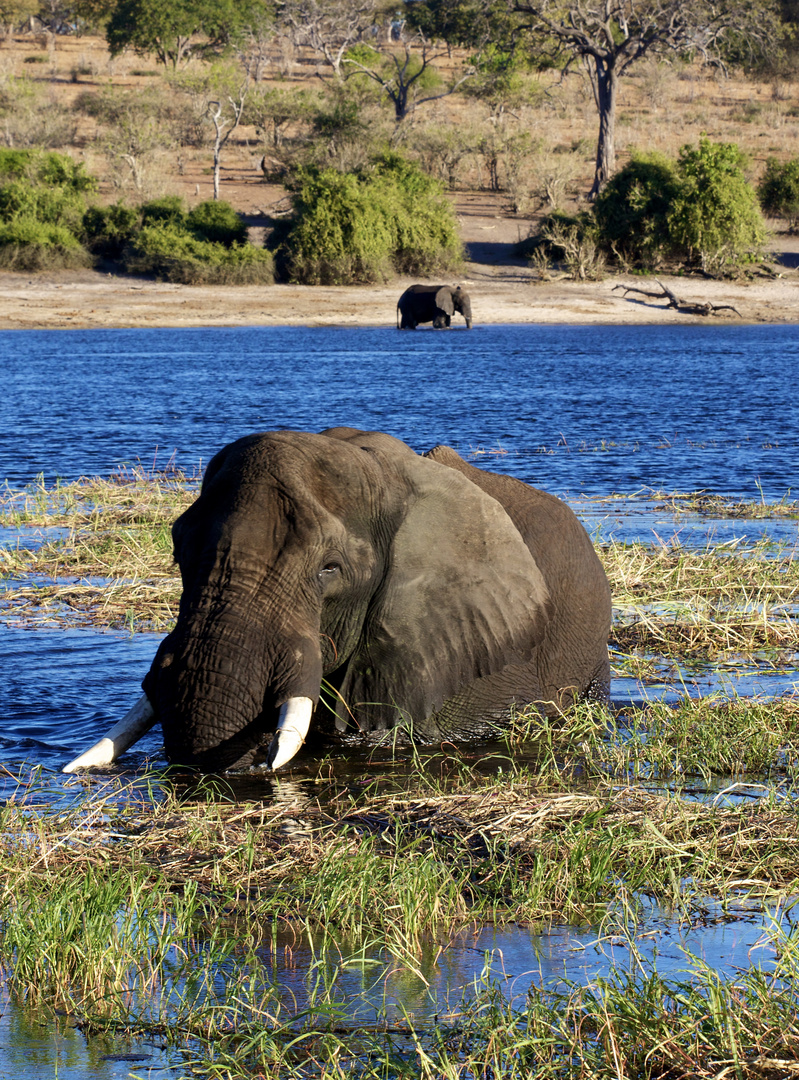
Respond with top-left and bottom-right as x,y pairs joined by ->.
3,479 -> 798,657
1,760 -> 799,1075
1,466 -> 194,630
2,475 -> 799,1074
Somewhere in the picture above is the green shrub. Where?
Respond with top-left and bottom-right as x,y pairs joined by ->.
593,151 -> 681,268
272,154 -> 462,284
0,149 -> 96,194
0,151 -> 98,269
124,224 -> 274,284
82,202 -> 140,259
0,179 -> 89,233
0,217 -> 93,271
368,152 -> 462,275
139,195 -> 187,229
186,200 -> 247,246
0,149 -> 36,179
272,168 -> 393,284
758,156 -> 799,231
667,138 -> 766,274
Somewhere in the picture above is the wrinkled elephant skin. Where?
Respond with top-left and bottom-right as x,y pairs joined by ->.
64,428 -> 611,774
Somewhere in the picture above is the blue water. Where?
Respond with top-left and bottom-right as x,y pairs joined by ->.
2,323 -> 797,499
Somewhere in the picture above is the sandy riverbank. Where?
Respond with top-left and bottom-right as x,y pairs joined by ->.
1,258 -> 797,330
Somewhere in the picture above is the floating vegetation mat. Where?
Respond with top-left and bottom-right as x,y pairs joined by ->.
2,767 -> 799,1077
2,479 -> 799,665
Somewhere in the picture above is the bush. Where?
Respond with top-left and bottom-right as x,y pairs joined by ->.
124,224 -> 274,284
0,149 -> 96,193
186,200 -> 247,246
667,138 -> 766,274
0,179 -> 89,234
593,151 -> 681,268
0,218 -> 93,271
139,195 -> 187,229
272,154 -> 463,284
758,156 -> 799,231
82,202 -> 140,259
0,150 -> 98,269
368,152 -> 462,275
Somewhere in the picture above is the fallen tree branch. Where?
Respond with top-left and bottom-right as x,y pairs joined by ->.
613,278 -> 742,317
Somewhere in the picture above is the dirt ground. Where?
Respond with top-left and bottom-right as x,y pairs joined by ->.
1,187 -> 798,330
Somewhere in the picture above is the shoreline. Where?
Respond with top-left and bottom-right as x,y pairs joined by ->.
1,261 -> 797,330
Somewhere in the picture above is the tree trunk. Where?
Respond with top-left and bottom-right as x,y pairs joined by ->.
589,57 -> 618,199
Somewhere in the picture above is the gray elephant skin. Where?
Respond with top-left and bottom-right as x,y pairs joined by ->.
64,428 -> 611,774
397,284 -> 473,329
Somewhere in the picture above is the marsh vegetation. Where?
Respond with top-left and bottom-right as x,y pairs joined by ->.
1,468 -> 797,1076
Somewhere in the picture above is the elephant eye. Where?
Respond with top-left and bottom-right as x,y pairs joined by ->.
319,562 -> 341,578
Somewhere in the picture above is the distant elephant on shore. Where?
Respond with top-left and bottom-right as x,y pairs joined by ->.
63,428 -> 610,776
397,284 -> 473,329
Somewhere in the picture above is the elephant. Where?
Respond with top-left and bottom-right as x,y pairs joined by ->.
397,284 -> 473,330
63,428 -> 611,775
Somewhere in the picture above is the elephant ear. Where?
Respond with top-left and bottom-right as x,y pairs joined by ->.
338,451 -> 552,737
435,287 -> 455,316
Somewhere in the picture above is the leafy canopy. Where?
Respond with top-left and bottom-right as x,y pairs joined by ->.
106,0 -> 271,68
272,152 -> 462,283
758,157 -> 799,230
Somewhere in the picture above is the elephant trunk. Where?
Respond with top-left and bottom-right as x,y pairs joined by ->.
143,603 -> 323,771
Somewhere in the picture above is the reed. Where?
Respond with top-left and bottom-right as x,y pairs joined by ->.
3,477 -> 798,657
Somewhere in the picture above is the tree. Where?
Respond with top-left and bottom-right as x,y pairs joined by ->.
506,0 -> 783,197
171,66 -> 250,199
106,0 -> 270,69
404,0 -> 493,50
245,86 -> 317,150
343,36 -> 474,121
0,0 -> 37,39
276,0 -> 380,81
83,86 -> 171,192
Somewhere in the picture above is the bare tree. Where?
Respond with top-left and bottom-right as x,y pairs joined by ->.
232,5 -> 276,81
207,87 -> 248,199
83,86 -> 171,192
507,0 -> 783,196
172,67 -> 250,199
344,34 -> 474,121
277,0 -> 380,80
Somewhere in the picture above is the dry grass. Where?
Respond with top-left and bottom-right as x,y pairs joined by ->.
603,534 -> 799,661
3,479 -> 798,661
8,764 -> 799,936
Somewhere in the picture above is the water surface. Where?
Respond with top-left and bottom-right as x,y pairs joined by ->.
2,323 -> 797,499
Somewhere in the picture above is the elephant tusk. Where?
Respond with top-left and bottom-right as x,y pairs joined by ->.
62,694 -> 156,773
265,696 -> 314,770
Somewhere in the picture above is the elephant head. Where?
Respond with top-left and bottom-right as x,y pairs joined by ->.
397,284 -> 473,330
63,429 -> 610,775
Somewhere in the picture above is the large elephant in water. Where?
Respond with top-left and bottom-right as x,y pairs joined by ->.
64,429 -> 611,774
